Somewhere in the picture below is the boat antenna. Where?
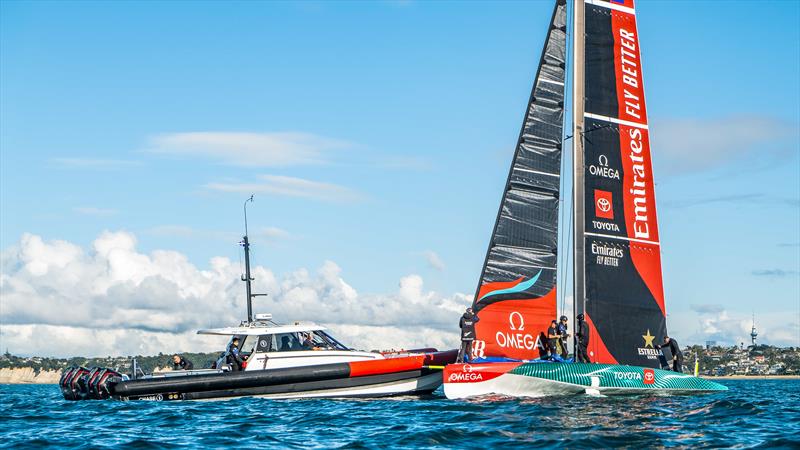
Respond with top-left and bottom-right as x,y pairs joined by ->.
240,194 -> 267,323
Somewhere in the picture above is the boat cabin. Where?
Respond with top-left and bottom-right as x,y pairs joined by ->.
197,314 -> 383,371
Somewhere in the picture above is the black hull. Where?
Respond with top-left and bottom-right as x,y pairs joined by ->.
111,362 -> 441,401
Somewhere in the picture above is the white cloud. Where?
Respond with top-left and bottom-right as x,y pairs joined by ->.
49,158 -> 142,170
206,175 -> 363,203
0,232 -> 468,357
73,206 -> 118,216
146,132 -> 351,167
650,115 -> 798,175
423,250 -> 445,271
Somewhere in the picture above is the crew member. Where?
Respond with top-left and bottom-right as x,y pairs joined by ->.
656,335 -> 684,372
575,313 -> 591,363
302,333 -> 319,350
547,320 -> 559,358
457,307 -> 479,363
556,315 -> 570,359
172,354 -> 194,371
226,337 -> 245,372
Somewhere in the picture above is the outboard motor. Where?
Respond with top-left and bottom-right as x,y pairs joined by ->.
88,368 -> 123,400
60,366 -> 90,401
60,366 -> 123,401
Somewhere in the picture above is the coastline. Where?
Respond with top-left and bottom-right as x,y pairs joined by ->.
0,368 -> 60,384
702,375 -> 800,380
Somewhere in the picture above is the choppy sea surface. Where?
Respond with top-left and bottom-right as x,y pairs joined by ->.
1,380 -> 799,449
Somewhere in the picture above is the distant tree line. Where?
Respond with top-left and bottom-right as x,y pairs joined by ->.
1,351 -> 221,375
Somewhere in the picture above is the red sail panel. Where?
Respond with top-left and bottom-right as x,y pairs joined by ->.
470,0 -> 568,360
582,0 -> 667,367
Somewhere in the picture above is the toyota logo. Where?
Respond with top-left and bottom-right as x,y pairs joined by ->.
596,197 -> 611,213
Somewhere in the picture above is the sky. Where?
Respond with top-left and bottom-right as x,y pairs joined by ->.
1,0 -> 798,357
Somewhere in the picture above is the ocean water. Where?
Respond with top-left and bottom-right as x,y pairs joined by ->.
1,380 -> 798,449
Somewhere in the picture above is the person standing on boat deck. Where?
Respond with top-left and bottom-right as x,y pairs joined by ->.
457,307 -> 479,363
547,320 -> 560,358
575,313 -> 591,363
656,336 -> 684,372
172,354 -> 194,371
556,316 -> 570,359
226,338 -> 245,372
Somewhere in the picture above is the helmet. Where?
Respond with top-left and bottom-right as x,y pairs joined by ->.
560,315 -> 568,321
577,313 -> 584,320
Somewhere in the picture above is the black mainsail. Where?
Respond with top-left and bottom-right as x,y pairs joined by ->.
469,0 -> 568,361
577,0 -> 667,367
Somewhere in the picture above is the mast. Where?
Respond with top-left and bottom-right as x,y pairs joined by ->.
571,0 -> 586,321
242,195 -> 255,323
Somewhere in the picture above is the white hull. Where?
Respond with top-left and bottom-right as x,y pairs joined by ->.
443,363 -> 728,399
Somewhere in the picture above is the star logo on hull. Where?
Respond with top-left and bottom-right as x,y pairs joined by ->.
642,329 -> 655,348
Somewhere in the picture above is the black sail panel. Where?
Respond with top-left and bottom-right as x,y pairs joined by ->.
470,0 -> 567,361
582,0 -> 667,368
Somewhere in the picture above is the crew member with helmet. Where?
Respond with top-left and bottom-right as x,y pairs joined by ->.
556,315 -> 570,359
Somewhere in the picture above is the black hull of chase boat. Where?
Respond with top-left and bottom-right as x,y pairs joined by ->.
124,369 -> 436,401
60,350 -> 456,401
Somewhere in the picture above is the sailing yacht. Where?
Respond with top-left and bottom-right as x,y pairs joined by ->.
443,0 -> 726,398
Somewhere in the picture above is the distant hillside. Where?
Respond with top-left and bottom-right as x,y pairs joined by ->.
0,351 -> 221,377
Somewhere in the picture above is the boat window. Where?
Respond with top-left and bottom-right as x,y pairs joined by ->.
274,333 -> 303,352
315,331 -> 349,351
236,335 -> 258,355
255,335 -> 272,352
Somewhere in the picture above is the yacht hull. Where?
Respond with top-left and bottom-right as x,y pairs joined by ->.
443,362 -> 728,399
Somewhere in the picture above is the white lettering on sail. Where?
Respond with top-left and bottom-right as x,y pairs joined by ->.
619,28 -> 641,120
627,127 -> 650,239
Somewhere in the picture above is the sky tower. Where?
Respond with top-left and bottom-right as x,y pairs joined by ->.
750,314 -> 758,346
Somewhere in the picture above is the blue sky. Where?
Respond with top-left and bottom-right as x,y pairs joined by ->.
1,1 -> 798,355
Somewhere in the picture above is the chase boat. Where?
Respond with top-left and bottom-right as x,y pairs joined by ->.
60,198 -> 455,401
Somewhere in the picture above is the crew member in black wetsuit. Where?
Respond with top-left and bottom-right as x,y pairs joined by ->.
656,335 -> 684,372
556,316 -> 570,359
457,307 -> 479,363
226,337 -> 245,372
547,320 -> 559,358
172,354 -> 194,370
575,313 -> 591,363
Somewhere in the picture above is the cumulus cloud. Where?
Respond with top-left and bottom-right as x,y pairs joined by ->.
650,115 -> 798,175
205,175 -> 363,203
146,132 -> 351,167
0,232 -> 468,357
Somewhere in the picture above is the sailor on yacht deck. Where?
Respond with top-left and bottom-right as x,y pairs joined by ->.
656,336 -> 684,372
457,307 -> 479,363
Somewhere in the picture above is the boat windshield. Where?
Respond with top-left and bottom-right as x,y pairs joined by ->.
233,334 -> 258,356
266,330 -> 349,352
